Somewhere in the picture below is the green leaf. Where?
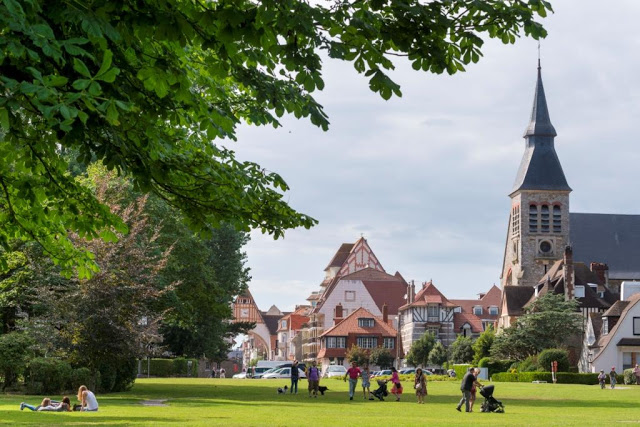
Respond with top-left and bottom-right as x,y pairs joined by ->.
96,49 -> 113,77
73,58 -> 92,78
0,107 -> 9,131
95,67 -> 119,83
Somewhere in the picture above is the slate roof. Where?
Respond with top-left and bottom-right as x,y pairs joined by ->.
324,243 -> 354,270
511,66 -> 571,195
589,312 -> 603,345
570,213 -> 640,280
617,338 -> 640,346
502,286 -> 535,316
320,307 -> 396,338
603,300 -> 629,318
261,312 -> 288,336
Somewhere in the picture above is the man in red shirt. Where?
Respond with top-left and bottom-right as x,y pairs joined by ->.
344,362 -> 361,401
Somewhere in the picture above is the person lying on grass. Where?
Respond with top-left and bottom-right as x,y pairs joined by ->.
20,396 -> 72,412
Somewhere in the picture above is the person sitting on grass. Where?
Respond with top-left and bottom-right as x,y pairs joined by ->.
20,397 -> 71,412
77,385 -> 99,412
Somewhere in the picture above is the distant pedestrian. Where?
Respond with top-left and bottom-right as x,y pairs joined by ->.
306,361 -> 321,398
609,367 -> 617,389
414,368 -> 427,404
344,362 -> 361,401
598,370 -> 606,389
456,367 -> 481,412
220,368 -> 226,378
211,367 -> 217,378
361,365 -> 371,400
390,367 -> 403,401
290,361 -> 300,394
634,364 -> 640,385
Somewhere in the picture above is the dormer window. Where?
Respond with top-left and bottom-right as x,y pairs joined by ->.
574,286 -> 585,298
281,320 -> 287,328
473,306 -> 483,315
453,307 -> 462,313
489,306 -> 499,315
358,318 -> 374,328
603,317 -> 609,335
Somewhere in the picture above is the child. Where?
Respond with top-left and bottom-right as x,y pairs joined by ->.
609,366 -> 617,389
361,365 -> 371,400
390,367 -> 403,401
598,370 -> 606,389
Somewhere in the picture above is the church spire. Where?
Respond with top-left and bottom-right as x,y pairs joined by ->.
510,62 -> 570,195
523,60 -> 556,137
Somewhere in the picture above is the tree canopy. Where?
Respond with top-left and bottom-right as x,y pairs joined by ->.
406,332 -> 436,367
0,0 -> 552,274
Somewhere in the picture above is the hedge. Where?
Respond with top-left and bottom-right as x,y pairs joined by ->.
25,358 -> 73,395
478,358 -> 514,377
453,364 -> 472,378
492,372 -> 625,385
140,358 -> 199,377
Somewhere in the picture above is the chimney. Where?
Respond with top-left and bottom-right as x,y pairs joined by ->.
590,262 -> 609,288
382,303 -> 388,324
333,303 -> 343,325
409,280 -> 415,303
563,246 -> 574,300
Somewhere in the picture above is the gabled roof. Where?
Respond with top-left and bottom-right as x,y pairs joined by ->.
320,307 -> 396,338
450,285 -> 502,333
603,300 -> 629,318
595,293 -> 640,358
511,65 -> 571,195
325,243 -> 355,270
588,312 -> 603,345
570,213 -> 640,280
261,311 -> 289,336
502,286 -> 535,316
401,281 -> 455,309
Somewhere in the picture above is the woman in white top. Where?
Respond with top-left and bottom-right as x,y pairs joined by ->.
77,385 -> 99,411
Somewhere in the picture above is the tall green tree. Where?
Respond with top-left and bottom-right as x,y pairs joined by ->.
428,341 -> 448,366
472,326 -> 495,364
406,332 -> 436,367
450,335 -> 474,364
491,293 -> 582,360
370,347 -> 394,369
0,0 -> 552,274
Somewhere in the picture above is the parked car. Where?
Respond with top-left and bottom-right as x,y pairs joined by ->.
253,367 -> 278,379
262,367 -> 307,379
323,365 -> 347,378
399,368 -> 415,375
232,372 -> 248,379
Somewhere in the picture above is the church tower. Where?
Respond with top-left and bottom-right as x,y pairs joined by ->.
501,62 -> 572,288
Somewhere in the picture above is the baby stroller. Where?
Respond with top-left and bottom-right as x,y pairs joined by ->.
479,385 -> 504,413
372,379 -> 389,401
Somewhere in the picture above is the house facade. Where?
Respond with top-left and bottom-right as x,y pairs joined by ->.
317,306 -> 398,371
275,306 -> 311,361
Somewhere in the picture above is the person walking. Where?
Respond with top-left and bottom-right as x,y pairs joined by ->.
634,364 -> 640,385
290,360 -> 300,394
598,370 -> 606,389
344,362 -> 361,401
361,365 -> 371,400
390,367 -> 403,401
414,368 -> 427,404
306,361 -> 321,398
609,366 -> 617,389
469,368 -> 481,412
456,367 -> 481,412
220,368 -> 226,378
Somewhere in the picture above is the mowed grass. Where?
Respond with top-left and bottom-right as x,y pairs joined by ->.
1,377 -> 639,426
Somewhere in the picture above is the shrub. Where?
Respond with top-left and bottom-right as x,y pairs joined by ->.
478,358 -> 514,377
98,363 -> 116,393
518,355 -> 539,372
112,358 -> 137,392
71,367 -> 96,391
537,349 -> 569,372
173,358 -> 198,376
0,332 -> 34,390
141,359 -> 174,377
453,364 -> 472,378
623,369 -> 636,385
25,358 -> 73,394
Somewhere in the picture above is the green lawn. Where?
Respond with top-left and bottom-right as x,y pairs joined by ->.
1,378 -> 638,426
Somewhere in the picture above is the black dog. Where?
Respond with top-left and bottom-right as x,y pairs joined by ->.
318,386 -> 329,395
277,385 -> 288,394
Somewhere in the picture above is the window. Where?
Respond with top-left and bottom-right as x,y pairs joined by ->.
383,338 -> 395,349
281,320 -> 287,328
553,205 -> 561,233
461,324 -> 471,337
529,204 -> 538,232
327,337 -> 346,348
603,317 -> 609,335
357,337 -> 377,348
482,321 -> 494,331
427,326 -> 439,336
345,291 -> 356,301
427,305 -> 439,318
453,307 -> 462,313
574,285 -> 585,298
358,318 -> 374,328
512,205 -> 520,237
634,317 -> 640,335
489,306 -> 499,315
473,306 -> 483,315
540,205 -> 550,233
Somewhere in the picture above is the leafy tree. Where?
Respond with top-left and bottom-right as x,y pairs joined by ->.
346,345 -> 369,367
491,293 -> 582,360
0,332 -> 34,390
0,0 -> 552,274
537,348 -> 569,372
406,332 -> 436,367
472,326 -> 495,364
428,341 -> 448,366
370,347 -> 394,369
450,335 -> 474,364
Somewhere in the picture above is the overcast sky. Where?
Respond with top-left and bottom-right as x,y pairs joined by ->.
231,0 -> 640,312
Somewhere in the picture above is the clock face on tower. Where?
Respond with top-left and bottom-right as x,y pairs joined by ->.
240,308 -> 249,318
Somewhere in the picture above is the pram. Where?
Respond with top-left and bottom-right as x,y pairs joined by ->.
479,385 -> 504,413
372,379 -> 389,401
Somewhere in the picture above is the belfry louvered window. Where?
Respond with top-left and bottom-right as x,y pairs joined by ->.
529,204 -> 538,232
553,205 -> 561,233
540,205 -> 550,232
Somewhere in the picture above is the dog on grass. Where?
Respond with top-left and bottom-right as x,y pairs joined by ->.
318,386 -> 329,395
277,385 -> 289,394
